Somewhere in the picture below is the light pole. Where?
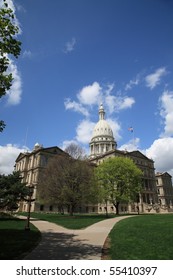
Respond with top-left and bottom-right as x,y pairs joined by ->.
25,186 -> 35,231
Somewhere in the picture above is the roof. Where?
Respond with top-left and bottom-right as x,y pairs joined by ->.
89,148 -> 154,163
155,172 -> 172,178
127,150 -> 154,162
15,146 -> 67,163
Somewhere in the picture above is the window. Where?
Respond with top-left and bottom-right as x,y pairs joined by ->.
40,205 -> 44,211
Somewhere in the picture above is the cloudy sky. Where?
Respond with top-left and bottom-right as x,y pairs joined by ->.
1,0 -> 173,177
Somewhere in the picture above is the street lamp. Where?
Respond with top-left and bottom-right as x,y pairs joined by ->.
25,185 -> 35,231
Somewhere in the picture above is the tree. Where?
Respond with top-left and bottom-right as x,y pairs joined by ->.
38,155 -> 98,215
95,157 -> 143,215
0,171 -> 29,211
0,0 -> 21,131
65,143 -> 86,159
0,120 -> 5,132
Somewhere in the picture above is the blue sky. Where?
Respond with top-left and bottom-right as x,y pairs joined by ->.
1,0 -> 173,176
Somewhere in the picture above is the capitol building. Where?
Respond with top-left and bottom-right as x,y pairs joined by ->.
15,104 -> 173,214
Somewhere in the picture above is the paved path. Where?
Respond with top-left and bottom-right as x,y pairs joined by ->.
24,215 -> 133,260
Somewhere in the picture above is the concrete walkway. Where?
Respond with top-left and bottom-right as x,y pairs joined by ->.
24,215 -> 133,260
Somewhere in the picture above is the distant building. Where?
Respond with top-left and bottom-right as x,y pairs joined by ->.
155,172 -> 173,211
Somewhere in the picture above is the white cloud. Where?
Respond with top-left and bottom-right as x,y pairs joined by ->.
145,67 -> 167,89
103,83 -> 135,113
22,50 -> 32,58
15,2 -> 26,13
63,37 -> 76,53
125,76 -> 140,91
146,137 -> 173,176
76,119 -> 96,144
77,82 -> 102,106
105,83 -> 115,95
65,81 -> 135,117
105,94 -> 135,114
159,90 -> 173,137
6,58 -> 22,105
105,94 -> 116,114
107,118 -> 122,141
119,97 -> 135,109
64,99 -> 89,117
119,138 -> 140,151
0,144 -> 28,175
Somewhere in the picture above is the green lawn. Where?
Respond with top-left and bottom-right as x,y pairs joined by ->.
2,212 -> 173,260
0,213 -> 41,260
109,214 -> 173,260
19,212 -> 114,229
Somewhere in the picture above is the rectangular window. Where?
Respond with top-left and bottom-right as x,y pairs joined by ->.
40,205 -> 44,211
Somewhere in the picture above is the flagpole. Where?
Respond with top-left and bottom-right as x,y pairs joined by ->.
132,128 -> 135,148
128,126 -> 135,148
24,127 -> 29,152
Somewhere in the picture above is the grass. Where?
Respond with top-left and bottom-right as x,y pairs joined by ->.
19,212 -> 115,229
109,214 -> 173,260
0,213 -> 41,260
1,212 -> 173,259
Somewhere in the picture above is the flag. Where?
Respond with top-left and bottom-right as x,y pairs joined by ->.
128,126 -> 133,132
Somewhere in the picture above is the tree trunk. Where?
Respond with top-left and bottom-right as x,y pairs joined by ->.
69,204 -> 74,216
105,201 -> 109,218
114,202 -> 120,215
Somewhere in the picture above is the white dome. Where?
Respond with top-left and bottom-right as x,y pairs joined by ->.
35,142 -> 40,147
89,104 -> 117,157
92,119 -> 113,139
33,143 -> 43,150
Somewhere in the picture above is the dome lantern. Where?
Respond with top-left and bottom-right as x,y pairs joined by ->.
99,103 -> 105,120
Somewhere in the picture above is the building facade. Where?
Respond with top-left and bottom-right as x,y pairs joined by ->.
155,172 -> 173,211
15,143 -> 67,212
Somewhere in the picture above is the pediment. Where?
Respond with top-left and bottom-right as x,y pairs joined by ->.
15,152 -> 28,162
128,150 -> 153,162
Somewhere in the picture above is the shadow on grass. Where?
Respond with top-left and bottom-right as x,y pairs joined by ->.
0,219 -> 41,260
25,231 -> 101,260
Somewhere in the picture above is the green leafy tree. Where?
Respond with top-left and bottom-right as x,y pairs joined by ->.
96,157 -> 143,215
0,120 -> 5,132
0,171 -> 29,211
0,0 -> 21,131
38,155 -> 98,215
